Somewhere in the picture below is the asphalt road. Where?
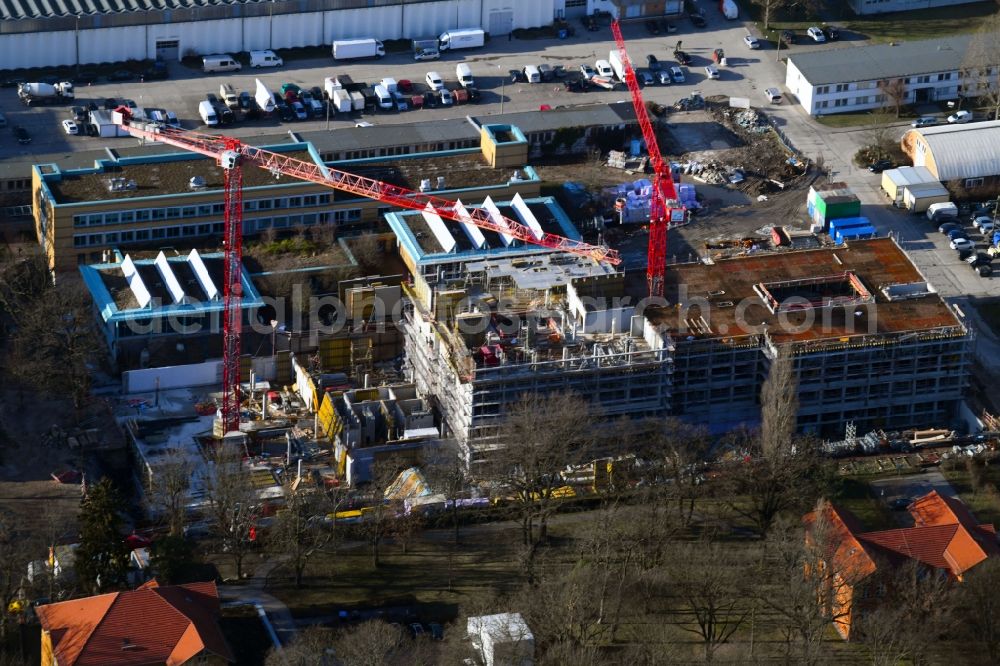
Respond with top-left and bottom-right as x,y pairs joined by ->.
2,9 -> 998,304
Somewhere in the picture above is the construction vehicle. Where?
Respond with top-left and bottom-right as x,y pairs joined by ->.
612,20 -> 685,297
111,108 -> 619,433
18,81 -> 74,105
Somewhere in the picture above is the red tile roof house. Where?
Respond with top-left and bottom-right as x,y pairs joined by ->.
36,581 -> 234,666
804,490 -> 999,640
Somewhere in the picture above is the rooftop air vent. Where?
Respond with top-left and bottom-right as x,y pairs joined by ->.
419,179 -> 432,192
189,176 -> 207,190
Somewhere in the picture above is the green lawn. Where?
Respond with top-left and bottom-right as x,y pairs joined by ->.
748,1 -> 997,46
940,465 -> 1000,526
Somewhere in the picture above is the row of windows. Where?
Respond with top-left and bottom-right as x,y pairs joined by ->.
72,194 -> 333,227
72,209 -> 363,248
815,95 -> 885,109
318,139 -> 478,163
3,178 -> 30,191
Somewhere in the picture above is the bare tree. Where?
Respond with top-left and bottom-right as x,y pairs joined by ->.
265,625 -> 333,666
8,282 -> 103,411
865,106 -> 896,161
488,392 -> 597,582
202,443 -> 259,580
145,451 -> 193,537
332,619 -> 412,666
749,0 -> 789,31
960,17 -> 1000,119
957,558 -> 1000,662
348,233 -> 385,274
267,483 -> 331,588
726,349 -> 827,536
878,78 -> 908,118
639,418 -> 710,527
361,462 -> 405,569
670,538 -> 750,662
0,515 -> 36,639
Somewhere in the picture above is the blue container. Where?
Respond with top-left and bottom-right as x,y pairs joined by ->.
558,29 -> 568,39
629,138 -> 642,157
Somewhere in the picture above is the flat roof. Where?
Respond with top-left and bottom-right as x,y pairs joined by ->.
43,148 -> 315,204
789,35 -> 973,86
473,101 -> 637,133
301,119 -> 480,155
660,238 -> 963,345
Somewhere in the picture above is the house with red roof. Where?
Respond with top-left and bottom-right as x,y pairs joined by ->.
36,580 -> 234,666
805,490 -> 999,639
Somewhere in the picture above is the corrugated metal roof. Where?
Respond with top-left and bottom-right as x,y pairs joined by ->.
909,120 -> 1000,181
789,35 -> 973,86
0,0 -> 264,21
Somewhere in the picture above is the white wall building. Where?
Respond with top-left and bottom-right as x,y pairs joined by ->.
847,0 -> 982,16
0,0 -> 556,70
784,35 -> 993,116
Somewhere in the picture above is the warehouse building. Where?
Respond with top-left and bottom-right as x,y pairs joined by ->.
901,120 -> 1000,198
0,0 -> 596,70
401,236 -> 970,470
32,128 -> 542,272
784,36 -> 992,116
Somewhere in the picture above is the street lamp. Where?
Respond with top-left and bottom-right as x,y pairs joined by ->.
498,64 -> 505,115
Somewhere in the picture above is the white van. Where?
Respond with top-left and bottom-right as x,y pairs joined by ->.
523,65 -> 541,84
219,83 -> 239,109
380,77 -> 398,94
250,50 -> 283,68
926,201 -> 958,221
595,60 -> 614,78
198,100 -> 219,126
456,63 -> 474,88
765,87 -> 782,103
373,84 -> 393,110
202,55 -> 241,73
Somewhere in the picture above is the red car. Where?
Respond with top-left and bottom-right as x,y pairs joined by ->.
397,79 -> 413,93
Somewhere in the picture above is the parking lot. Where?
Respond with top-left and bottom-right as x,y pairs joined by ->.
2,7 -> 999,303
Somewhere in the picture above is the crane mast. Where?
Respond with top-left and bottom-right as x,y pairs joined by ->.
112,109 -> 621,433
610,19 -> 683,298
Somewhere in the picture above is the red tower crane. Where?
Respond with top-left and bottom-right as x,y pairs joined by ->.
112,110 -> 621,432
610,19 -> 683,299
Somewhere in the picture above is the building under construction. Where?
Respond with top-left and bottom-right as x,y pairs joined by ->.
400,236 -> 971,469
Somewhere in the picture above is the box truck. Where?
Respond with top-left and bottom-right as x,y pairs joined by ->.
438,28 -> 485,51
719,0 -> 738,19
332,38 -> 385,60
331,88 -> 352,113
608,50 -> 626,81
349,91 -> 365,111
254,79 -> 276,114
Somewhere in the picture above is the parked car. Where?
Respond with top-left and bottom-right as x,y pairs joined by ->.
538,64 -> 555,82
440,89 -> 453,106
951,238 -> 975,251
280,82 -> 301,96
911,116 -> 937,128
867,159 -> 893,173
674,50 -> 692,66
638,70 -> 654,85
13,126 -> 30,144
70,106 -> 87,122
425,71 -> 444,91
966,252 -> 992,268
103,97 -> 118,110
704,65 -> 720,80
595,60 -> 614,78
238,91 -> 252,110
806,27 -> 826,42
689,12 -> 706,27
579,64 -> 596,80
743,35 -> 760,49
397,79 -> 413,93
355,121 -> 374,127
657,69 -> 672,85
670,66 -> 686,83
974,217 -> 995,233
822,25 -> 840,40
977,264 -> 993,277
647,54 -> 661,71
938,222 -> 962,234
780,30 -> 795,46
947,229 -> 969,242
291,101 -> 308,120
948,110 -> 972,123
61,119 -> 78,135
645,19 -> 660,35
